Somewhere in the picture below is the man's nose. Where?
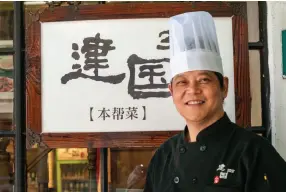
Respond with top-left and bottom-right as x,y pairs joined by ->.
186,82 -> 201,94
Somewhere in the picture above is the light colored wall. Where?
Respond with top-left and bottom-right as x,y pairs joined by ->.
267,1 -> 286,160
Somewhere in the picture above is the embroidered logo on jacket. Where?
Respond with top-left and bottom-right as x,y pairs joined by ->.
214,164 -> 235,183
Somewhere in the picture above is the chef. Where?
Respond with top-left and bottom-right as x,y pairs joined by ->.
143,11 -> 286,192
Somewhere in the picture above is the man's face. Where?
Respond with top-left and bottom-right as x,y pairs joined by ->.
168,70 -> 228,123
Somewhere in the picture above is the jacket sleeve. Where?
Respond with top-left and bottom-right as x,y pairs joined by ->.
244,137 -> 286,192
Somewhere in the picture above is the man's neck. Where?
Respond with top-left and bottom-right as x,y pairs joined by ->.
186,111 -> 225,142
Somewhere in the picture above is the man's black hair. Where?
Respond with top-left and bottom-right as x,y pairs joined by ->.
214,72 -> 224,89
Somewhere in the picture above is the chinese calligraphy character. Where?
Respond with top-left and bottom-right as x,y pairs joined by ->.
127,54 -> 171,99
61,33 -> 126,84
217,164 -> 225,171
219,172 -> 228,179
227,169 -> 235,174
112,107 -> 124,120
157,30 -> 169,50
98,107 -> 110,120
126,107 -> 138,120
89,106 -> 146,121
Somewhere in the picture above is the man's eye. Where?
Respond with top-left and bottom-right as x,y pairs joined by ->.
176,81 -> 186,85
199,78 -> 211,83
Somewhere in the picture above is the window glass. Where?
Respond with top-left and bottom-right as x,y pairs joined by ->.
109,148 -> 156,191
247,2 -> 259,42
249,50 -> 262,126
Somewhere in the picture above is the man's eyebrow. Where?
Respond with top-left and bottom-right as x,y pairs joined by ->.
197,72 -> 213,77
173,75 -> 184,81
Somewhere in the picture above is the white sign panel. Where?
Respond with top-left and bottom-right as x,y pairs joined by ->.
41,17 -> 235,133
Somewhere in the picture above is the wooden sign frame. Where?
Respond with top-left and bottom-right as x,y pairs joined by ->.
26,2 -> 250,148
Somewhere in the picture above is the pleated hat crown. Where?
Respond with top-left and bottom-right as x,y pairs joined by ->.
169,11 -> 223,79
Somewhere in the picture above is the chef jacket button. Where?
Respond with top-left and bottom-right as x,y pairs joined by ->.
192,177 -> 198,184
174,176 -> 180,184
179,146 -> 186,153
200,145 -> 207,152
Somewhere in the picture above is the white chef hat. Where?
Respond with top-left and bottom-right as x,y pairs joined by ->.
169,11 -> 223,80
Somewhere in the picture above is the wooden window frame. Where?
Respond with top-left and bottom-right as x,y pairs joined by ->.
26,2 -> 250,148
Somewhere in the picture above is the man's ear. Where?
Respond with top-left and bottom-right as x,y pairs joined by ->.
168,83 -> 173,97
222,77 -> 229,99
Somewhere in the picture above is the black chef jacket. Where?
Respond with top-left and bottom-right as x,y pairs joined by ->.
143,113 -> 286,192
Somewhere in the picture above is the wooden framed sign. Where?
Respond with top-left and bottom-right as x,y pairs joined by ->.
26,2 -> 250,148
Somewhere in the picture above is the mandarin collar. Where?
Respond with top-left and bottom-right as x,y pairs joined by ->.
181,112 -> 232,143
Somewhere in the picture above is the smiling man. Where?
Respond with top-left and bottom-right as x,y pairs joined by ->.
169,70 -> 227,142
143,11 -> 286,192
